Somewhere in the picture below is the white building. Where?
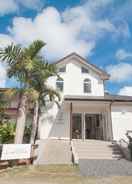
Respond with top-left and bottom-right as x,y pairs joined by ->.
38,52 -> 132,142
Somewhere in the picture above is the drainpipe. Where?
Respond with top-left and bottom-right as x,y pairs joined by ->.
70,102 -> 73,142
109,100 -> 114,141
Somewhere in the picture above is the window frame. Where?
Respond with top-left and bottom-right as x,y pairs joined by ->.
58,66 -> 66,73
56,78 -> 64,92
81,67 -> 89,74
83,78 -> 91,93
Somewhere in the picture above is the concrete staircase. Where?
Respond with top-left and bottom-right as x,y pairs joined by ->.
71,139 -> 123,163
34,139 -> 72,165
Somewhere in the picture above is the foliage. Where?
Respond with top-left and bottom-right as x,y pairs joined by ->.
0,40 -> 60,108
0,121 -> 16,144
0,92 -> 9,122
0,40 -> 61,143
0,121 -> 32,144
0,40 -> 45,84
23,123 -> 32,143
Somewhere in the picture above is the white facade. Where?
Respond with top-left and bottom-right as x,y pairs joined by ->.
47,57 -> 105,96
111,104 -> 132,141
39,53 -> 132,142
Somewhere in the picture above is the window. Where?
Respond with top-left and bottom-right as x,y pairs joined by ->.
56,78 -> 64,91
81,67 -> 89,73
84,79 -> 91,93
58,66 -> 66,73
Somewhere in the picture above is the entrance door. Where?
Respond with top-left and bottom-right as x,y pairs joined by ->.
85,114 -> 94,139
85,114 -> 103,140
72,113 -> 82,139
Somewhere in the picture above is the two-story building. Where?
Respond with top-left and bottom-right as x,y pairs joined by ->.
38,53 -> 132,142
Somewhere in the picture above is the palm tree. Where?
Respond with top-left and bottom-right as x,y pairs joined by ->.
28,59 -> 60,144
0,40 -> 45,143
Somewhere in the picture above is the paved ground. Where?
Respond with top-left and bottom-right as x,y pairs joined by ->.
0,165 -> 132,184
79,159 -> 132,176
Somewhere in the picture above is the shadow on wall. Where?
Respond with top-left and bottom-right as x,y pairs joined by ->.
39,101 -> 69,139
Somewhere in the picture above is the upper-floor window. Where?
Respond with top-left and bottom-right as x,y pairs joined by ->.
81,67 -> 89,73
84,79 -> 91,93
56,78 -> 64,92
58,66 -> 66,73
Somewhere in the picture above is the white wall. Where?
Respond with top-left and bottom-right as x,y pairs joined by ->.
111,104 -> 132,141
47,58 -> 104,96
39,57 -> 105,139
39,102 -> 70,139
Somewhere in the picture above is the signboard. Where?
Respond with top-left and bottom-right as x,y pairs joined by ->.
1,144 -> 31,160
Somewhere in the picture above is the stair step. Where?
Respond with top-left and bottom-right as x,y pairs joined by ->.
72,140 -> 123,163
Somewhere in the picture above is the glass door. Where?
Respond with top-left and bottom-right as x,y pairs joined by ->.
72,113 -> 82,139
85,114 -> 103,140
85,114 -> 93,139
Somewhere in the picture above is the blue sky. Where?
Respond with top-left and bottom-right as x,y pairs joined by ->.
0,0 -> 132,96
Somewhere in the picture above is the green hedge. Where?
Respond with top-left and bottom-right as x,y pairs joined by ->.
0,121 -> 16,144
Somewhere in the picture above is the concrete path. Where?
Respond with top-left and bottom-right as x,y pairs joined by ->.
34,139 -> 72,165
79,159 -> 132,176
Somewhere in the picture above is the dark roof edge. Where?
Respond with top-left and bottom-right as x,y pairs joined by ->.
64,98 -> 132,102
64,93 -> 132,103
54,52 -> 84,65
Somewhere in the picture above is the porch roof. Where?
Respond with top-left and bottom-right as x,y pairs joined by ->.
64,93 -> 132,102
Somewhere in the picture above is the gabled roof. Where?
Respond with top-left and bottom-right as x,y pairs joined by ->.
55,52 -> 110,80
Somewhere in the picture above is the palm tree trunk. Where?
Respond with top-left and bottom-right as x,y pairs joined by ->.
30,100 -> 39,144
15,94 -> 27,144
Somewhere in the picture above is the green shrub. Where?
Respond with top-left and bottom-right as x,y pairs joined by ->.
0,120 -> 32,144
0,121 -> 16,144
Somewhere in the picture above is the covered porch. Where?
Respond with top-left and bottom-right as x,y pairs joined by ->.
64,97 -> 113,141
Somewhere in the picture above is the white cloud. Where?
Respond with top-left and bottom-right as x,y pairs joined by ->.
0,34 -> 14,47
0,63 -> 6,87
9,7 -> 97,60
0,0 -> 130,61
6,0 -> 126,61
118,86 -> 132,96
0,0 -> 18,16
106,63 -> 132,82
17,0 -> 43,11
116,49 -> 132,61
0,0 -> 43,16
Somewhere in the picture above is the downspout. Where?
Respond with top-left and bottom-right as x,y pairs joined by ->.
70,102 -> 73,141
109,100 -> 114,141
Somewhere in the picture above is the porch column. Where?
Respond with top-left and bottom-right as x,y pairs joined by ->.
70,102 -> 73,141
102,112 -> 107,140
108,103 -> 113,140
105,104 -> 113,141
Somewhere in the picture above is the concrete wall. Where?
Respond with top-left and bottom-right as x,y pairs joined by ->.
47,59 -> 104,96
111,104 -> 132,141
39,102 -> 70,140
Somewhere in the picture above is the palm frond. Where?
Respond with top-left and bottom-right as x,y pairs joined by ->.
0,43 -> 23,65
24,40 -> 46,59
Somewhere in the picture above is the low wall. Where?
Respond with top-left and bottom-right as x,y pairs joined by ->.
118,140 -> 131,161
0,144 -> 38,169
